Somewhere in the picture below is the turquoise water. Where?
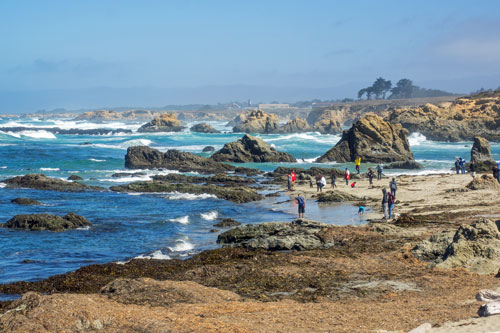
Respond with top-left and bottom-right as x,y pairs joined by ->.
1,117 -> 499,284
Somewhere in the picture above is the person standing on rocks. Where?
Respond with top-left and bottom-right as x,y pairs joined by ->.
355,156 -> 361,174
389,178 -> 397,196
344,168 -> 351,186
331,172 -> 337,188
291,170 -> 296,190
295,193 -> 305,218
387,191 -> 396,219
367,168 -> 374,186
381,188 -> 388,220
470,160 -> 477,178
316,174 -> 322,192
377,164 -> 383,180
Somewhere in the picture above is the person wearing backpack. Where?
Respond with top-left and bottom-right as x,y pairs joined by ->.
377,164 -> 383,180
387,191 -> 396,219
389,178 -> 397,196
295,193 -> 305,218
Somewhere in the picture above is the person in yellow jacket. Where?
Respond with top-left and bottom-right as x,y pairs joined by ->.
354,156 -> 361,174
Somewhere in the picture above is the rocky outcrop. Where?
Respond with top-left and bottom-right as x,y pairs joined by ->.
279,118 -> 310,133
316,115 -> 414,163
384,161 -> 423,169
137,114 -> 184,133
386,93 -> 500,141
466,174 -> 500,190
190,123 -> 220,133
11,198 -> 42,206
74,110 -> 160,122
413,219 -> 500,274
202,146 -> 215,152
152,173 -> 256,186
232,110 -> 280,134
470,136 -> 496,172
306,109 -> 344,134
125,146 -> 235,174
2,174 -> 103,192
217,219 -> 334,251
68,175 -> 83,181
211,134 -> 296,163
213,218 -> 241,227
110,181 -> 263,203
315,191 -> 363,203
1,213 -> 91,232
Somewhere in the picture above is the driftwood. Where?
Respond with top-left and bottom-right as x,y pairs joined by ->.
476,289 -> 500,302
477,289 -> 500,317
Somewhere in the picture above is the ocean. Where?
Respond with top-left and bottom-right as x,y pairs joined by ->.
1,116 -> 499,285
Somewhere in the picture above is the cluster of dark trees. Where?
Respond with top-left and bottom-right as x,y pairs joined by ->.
358,78 -> 454,100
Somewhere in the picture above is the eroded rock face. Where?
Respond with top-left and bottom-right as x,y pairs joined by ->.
471,136 -> 493,162
306,109 -> 344,134
232,110 -> 280,134
137,113 -> 184,133
2,213 -> 91,232
2,174 -> 103,192
217,219 -> 334,251
316,115 -> 414,163
125,146 -> 235,173
190,123 -> 220,133
211,134 -> 296,163
413,219 -> 500,274
279,118 -> 311,133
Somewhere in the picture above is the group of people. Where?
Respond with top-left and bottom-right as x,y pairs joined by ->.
380,178 -> 398,219
454,157 -> 467,174
287,170 -> 296,191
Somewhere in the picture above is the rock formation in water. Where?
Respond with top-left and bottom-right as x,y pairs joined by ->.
211,134 -> 296,163
2,174 -> 103,192
279,118 -> 311,133
316,114 -> 414,163
232,110 -> 280,134
190,123 -> 220,133
74,110 -> 160,122
470,136 -> 496,172
306,109 -> 344,134
137,113 -> 184,133
11,198 -> 42,206
1,213 -> 91,232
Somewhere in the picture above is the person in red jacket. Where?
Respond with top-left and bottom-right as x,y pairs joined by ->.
291,170 -> 296,190
344,168 -> 350,186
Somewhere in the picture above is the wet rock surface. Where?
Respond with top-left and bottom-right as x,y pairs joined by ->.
217,219 -> 334,251
213,218 -> 241,227
1,213 -> 91,232
211,134 -> 296,163
11,198 -> 42,206
125,146 -> 235,173
152,173 -> 257,186
315,191 -> 363,203
316,114 -> 414,163
202,146 -> 215,152
384,160 -> 424,169
137,113 -> 184,133
190,122 -> 220,133
2,174 -> 103,192
232,110 -> 280,134
67,175 -> 83,181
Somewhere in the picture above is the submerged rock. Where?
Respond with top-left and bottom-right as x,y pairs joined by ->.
202,146 -> 215,152
152,173 -> 256,186
213,218 -> 241,227
316,114 -> 414,163
111,171 -> 147,178
67,175 -> 83,181
2,174 -> 103,192
384,161 -> 424,169
137,113 -> 184,133
2,213 -> 91,232
190,123 -> 220,133
11,198 -> 42,206
232,110 -> 280,134
125,146 -> 235,174
211,134 -> 296,163
217,219 -> 334,251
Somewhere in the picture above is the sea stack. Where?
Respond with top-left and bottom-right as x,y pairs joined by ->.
470,136 -> 496,171
316,114 -> 414,163
137,113 -> 184,133
232,110 -> 280,134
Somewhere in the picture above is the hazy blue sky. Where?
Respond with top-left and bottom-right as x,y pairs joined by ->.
1,1 -> 500,110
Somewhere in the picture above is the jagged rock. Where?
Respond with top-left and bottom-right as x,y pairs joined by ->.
384,161 -> 424,169
190,123 -> 220,133
11,198 -> 42,206
466,174 -> 500,190
202,146 -> 215,152
67,175 -> 83,181
211,134 -> 296,163
213,218 -> 241,227
316,115 -> 414,163
306,109 -> 344,134
137,113 -> 184,133
315,191 -> 362,203
412,219 -> 500,274
217,219 -> 334,251
125,146 -> 235,174
471,136 -> 494,163
232,110 -> 280,134
226,112 -> 249,127
110,181 -> 263,203
2,213 -> 91,232
1,174 -> 103,192
101,278 -> 241,306
279,118 -> 311,133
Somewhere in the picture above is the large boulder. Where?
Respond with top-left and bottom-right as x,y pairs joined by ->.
384,161 -> 424,169
211,134 -> 296,163
470,136 -> 496,172
125,146 -> 235,174
306,109 -> 344,134
232,110 -> 280,134
1,213 -> 91,232
315,114 -> 414,163
137,113 -> 184,133
279,118 -> 311,133
1,174 -> 103,192
190,123 -> 220,133
217,219 -> 334,251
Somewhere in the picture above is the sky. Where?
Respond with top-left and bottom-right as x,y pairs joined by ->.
1,0 -> 500,112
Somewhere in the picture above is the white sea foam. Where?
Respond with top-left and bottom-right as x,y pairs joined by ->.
297,156 -> 321,163
385,168 -> 454,176
92,138 -> 153,150
408,132 -> 427,146
264,133 -> 341,145
0,131 -> 21,138
89,158 -> 105,162
40,167 -> 60,171
134,250 -> 171,260
0,166 -> 6,169
166,192 -> 217,200
17,130 -> 57,139
168,215 -> 190,224
168,238 -> 194,252
76,226 -> 91,230
201,211 -> 218,220
0,119 -> 142,131
0,183 -> 6,188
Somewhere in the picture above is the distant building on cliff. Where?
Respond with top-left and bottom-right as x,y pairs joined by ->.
258,103 -> 289,110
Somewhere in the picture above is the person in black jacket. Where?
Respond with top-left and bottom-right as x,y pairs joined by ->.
470,160 -> 476,178
493,165 -> 500,183
389,178 -> 397,196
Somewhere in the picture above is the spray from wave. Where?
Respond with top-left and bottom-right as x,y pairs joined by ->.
168,215 -> 189,224
201,211 -> 218,220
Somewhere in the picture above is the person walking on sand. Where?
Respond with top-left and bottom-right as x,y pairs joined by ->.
344,168 -> 350,186
389,178 -> 397,196
287,173 -> 292,191
377,164 -> 383,180
367,168 -> 374,186
319,174 -> 327,192
291,170 -> 296,190
387,191 -> 396,219
381,188 -> 388,220
470,160 -> 476,178
355,156 -> 361,174
295,193 -> 305,218
331,172 -> 337,188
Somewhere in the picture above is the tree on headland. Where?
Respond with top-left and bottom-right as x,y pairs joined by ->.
358,77 -> 455,100
358,77 -> 391,100
390,79 -> 414,99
